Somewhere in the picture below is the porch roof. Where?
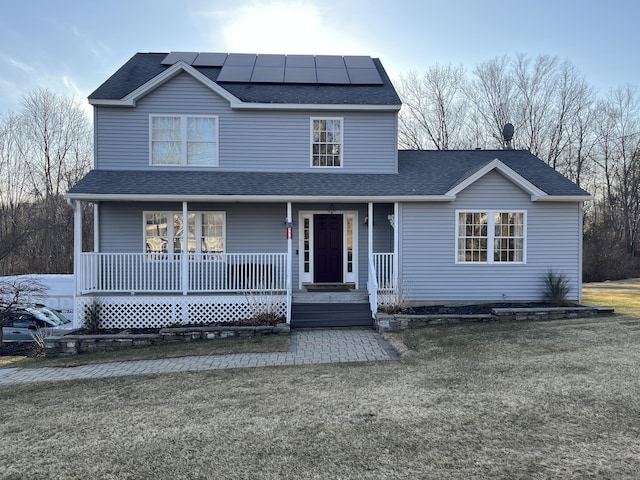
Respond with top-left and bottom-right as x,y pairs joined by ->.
67,150 -> 590,202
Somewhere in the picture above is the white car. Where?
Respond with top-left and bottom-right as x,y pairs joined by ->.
1,305 -> 77,342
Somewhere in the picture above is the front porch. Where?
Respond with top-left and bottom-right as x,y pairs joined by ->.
74,252 -> 396,329
70,199 -> 398,328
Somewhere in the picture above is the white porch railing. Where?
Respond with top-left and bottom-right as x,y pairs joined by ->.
373,253 -> 395,291
79,252 -> 288,294
367,257 -> 379,317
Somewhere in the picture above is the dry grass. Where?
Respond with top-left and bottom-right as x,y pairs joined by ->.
0,334 -> 290,369
582,278 -> 640,316
1,282 -> 639,479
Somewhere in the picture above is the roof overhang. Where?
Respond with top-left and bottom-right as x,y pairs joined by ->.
66,193 -> 456,203
88,61 -> 401,112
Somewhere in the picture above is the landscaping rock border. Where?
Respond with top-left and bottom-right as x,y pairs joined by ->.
375,305 -> 615,332
44,323 -> 290,357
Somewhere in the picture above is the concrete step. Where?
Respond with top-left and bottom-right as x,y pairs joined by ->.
292,289 -> 369,304
291,302 -> 374,328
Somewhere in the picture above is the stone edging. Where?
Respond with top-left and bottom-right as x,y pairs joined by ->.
375,305 -> 615,332
44,324 -> 290,357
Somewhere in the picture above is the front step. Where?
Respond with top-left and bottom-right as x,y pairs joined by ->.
292,289 -> 369,304
291,302 -> 374,328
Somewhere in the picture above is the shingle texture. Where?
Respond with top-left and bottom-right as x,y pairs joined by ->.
68,150 -> 590,198
88,53 -> 402,106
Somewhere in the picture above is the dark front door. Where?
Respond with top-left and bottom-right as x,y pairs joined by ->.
314,214 -> 343,283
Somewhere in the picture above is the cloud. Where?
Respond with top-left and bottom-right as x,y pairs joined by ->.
2,54 -> 35,74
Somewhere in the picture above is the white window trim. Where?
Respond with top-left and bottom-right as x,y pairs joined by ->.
149,114 -> 219,167
455,209 -> 527,265
310,117 -> 343,169
143,211 -> 226,254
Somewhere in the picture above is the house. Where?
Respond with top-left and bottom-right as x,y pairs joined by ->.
66,51 -> 591,329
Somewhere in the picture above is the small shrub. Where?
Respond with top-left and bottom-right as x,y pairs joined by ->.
378,283 -> 410,314
244,292 -> 285,325
543,269 -> 570,306
84,300 -> 102,333
29,326 -> 51,355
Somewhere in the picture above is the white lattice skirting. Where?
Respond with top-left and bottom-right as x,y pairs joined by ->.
75,295 -> 288,329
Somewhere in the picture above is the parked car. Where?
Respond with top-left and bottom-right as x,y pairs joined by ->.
1,305 -> 76,342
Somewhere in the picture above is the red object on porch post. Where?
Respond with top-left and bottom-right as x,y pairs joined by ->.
286,222 -> 293,240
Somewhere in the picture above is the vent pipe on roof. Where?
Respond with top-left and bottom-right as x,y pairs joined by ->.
503,123 -> 514,149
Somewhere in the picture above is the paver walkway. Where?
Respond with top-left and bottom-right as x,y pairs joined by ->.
0,328 -> 398,386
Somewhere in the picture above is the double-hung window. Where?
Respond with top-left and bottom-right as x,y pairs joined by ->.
456,211 -> 525,263
144,212 -> 225,254
150,115 -> 218,166
311,118 -> 342,167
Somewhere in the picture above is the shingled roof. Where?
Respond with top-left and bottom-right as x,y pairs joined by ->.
67,150 -> 590,201
88,52 -> 402,106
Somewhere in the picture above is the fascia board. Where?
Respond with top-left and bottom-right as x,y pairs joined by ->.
446,158 -> 547,198
228,102 -> 402,112
65,193 -> 456,203
531,195 -> 592,202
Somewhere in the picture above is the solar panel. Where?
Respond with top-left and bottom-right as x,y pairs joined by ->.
217,66 -> 254,82
224,53 -> 257,67
192,52 -> 228,67
346,68 -> 383,84
283,67 -> 317,83
161,52 -> 199,65
255,54 -> 286,67
344,55 -> 376,69
286,55 -> 315,68
316,67 -> 350,84
315,55 -> 345,68
251,66 -> 285,82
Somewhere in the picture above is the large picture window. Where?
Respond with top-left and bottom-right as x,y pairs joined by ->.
150,115 -> 218,166
311,118 -> 342,167
456,211 -> 525,263
144,211 -> 225,254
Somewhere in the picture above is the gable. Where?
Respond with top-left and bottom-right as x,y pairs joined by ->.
453,170 -> 533,208
446,158 -> 545,200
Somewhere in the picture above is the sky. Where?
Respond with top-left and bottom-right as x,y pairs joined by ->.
1,0 -> 639,114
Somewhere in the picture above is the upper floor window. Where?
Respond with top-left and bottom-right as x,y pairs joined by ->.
150,115 -> 218,166
311,118 -> 342,167
456,211 -> 525,263
144,211 -> 225,254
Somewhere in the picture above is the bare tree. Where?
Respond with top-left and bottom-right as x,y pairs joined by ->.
468,56 -> 515,148
0,89 -> 92,275
397,65 -> 470,149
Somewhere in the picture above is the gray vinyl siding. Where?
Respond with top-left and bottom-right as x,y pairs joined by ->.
399,171 -> 583,302
99,202 -> 287,254
99,201 -> 390,289
95,72 -> 397,173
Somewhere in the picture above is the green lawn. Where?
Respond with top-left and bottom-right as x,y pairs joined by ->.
0,281 -> 638,479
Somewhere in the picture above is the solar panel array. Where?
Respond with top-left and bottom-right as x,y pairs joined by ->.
161,52 -> 383,85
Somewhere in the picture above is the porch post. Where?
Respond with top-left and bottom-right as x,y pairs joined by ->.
93,202 -> 99,252
73,200 -> 82,298
286,202 -> 292,323
393,202 -> 399,291
367,202 -> 373,260
182,201 -> 188,295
